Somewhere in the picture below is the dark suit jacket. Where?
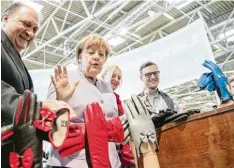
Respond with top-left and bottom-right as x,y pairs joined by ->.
1,30 -> 34,167
1,30 -> 34,125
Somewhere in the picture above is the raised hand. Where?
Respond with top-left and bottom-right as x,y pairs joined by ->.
51,65 -> 79,102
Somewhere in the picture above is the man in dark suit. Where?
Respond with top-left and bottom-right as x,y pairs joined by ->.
1,2 -> 73,167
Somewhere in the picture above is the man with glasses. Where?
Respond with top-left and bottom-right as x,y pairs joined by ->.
138,61 -> 175,113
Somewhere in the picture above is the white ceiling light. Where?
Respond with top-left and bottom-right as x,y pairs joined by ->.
107,36 -> 125,47
148,9 -> 156,17
163,13 -> 175,20
119,27 -> 128,36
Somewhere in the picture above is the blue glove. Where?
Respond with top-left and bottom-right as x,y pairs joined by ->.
201,60 -> 232,101
198,72 -> 215,92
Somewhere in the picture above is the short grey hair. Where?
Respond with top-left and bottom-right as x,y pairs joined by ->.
2,2 -> 42,24
2,2 -> 25,20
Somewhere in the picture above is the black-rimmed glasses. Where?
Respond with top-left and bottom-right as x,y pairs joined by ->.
144,71 -> 160,78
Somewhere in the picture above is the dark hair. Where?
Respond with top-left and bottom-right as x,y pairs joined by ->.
2,2 -> 27,20
139,61 -> 158,74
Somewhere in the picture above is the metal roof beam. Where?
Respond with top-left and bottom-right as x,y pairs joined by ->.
113,1 -> 215,55
24,59 -> 54,68
81,0 -> 91,17
60,0 -> 73,32
23,1 -> 122,60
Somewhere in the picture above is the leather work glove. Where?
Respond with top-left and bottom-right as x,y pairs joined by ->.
123,95 -> 158,158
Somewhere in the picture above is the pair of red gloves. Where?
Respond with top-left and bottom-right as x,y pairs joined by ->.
84,102 -> 131,168
1,90 -> 127,168
59,102 -> 132,168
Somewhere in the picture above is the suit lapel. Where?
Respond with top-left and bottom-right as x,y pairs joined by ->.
1,30 -> 29,89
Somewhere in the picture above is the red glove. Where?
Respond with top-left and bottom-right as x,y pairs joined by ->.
33,108 -> 85,157
106,117 -> 124,142
57,124 -> 85,157
121,144 -> 134,167
107,114 -> 130,143
84,102 -> 110,168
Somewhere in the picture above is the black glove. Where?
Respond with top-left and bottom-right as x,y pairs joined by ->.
1,90 -> 43,168
164,113 -> 189,125
1,91 -> 75,167
186,109 -> 201,115
151,109 -> 177,128
151,108 -> 201,129
163,109 -> 201,126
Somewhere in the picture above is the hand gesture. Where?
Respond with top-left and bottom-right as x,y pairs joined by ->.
51,65 -> 79,101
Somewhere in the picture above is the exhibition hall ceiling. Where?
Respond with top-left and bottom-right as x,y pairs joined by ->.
2,0 -> 234,110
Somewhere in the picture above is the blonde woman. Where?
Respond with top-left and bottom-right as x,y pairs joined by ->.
102,65 -> 135,168
47,35 -> 125,168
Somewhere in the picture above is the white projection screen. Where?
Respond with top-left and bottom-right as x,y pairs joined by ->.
29,69 -> 53,101
29,19 -> 215,100
103,19 -> 215,99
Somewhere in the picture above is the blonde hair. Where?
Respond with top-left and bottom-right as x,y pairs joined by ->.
75,34 -> 111,62
102,65 -> 122,87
